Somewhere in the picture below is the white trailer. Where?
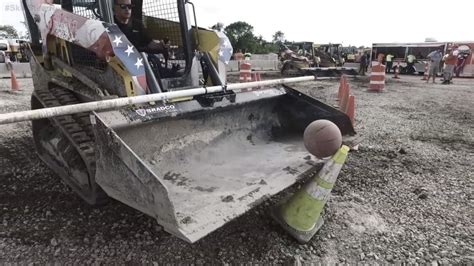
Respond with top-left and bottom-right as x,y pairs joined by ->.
371,41 -> 474,77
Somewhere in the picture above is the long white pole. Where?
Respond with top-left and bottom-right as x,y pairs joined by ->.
0,76 -> 315,125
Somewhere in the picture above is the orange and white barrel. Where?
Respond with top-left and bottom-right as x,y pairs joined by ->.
239,62 -> 252,82
369,61 -> 386,92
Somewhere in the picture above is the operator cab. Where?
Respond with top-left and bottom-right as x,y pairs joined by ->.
73,0 -> 197,90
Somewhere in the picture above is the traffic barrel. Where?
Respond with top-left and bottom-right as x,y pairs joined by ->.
239,62 -> 252,82
368,61 -> 385,92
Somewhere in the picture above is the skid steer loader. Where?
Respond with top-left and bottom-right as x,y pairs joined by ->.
18,0 -> 355,243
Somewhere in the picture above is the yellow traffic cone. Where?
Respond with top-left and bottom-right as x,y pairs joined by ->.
272,145 -> 350,243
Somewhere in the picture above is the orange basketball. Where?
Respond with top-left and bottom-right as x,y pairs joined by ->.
303,120 -> 342,159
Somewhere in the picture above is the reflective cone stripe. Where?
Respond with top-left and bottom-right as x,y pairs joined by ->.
280,145 -> 349,232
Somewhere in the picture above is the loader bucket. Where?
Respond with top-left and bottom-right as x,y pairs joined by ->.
92,86 -> 355,243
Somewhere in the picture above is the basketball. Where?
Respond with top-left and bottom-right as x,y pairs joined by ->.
303,120 -> 342,159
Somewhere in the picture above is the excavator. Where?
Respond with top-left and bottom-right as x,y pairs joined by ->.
12,0 -> 356,243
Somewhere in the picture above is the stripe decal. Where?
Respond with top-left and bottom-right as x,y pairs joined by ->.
370,80 -> 385,85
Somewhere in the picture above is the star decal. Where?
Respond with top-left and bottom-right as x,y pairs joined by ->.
135,57 -> 143,69
113,35 -> 123,47
219,50 -> 224,57
105,27 -> 110,33
125,45 -> 134,57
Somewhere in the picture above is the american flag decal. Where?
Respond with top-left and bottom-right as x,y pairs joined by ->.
216,31 -> 233,64
24,0 -> 148,95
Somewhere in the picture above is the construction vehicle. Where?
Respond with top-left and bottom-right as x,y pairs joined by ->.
279,42 -> 358,77
278,42 -> 312,75
16,0 -> 356,243
312,43 -> 345,67
0,39 -> 30,63
0,39 -> 32,78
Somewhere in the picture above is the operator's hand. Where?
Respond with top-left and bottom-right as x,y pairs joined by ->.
148,40 -> 167,51
147,40 -> 170,58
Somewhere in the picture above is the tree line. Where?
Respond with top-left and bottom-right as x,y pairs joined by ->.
212,21 -> 286,54
0,24 -> 29,40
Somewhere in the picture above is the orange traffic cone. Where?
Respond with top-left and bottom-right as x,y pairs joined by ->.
251,71 -> 262,82
251,71 -> 262,89
10,70 -> 21,92
346,95 -> 355,126
339,83 -> 350,111
337,75 -> 347,100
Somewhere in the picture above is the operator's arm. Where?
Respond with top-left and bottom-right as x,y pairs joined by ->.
427,51 -> 434,60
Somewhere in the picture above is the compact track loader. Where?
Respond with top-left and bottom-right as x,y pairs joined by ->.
15,0 -> 356,242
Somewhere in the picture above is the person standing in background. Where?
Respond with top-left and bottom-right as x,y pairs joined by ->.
365,53 -> 370,72
406,54 -> 416,74
359,53 -> 367,75
426,49 -> 443,83
385,53 -> 394,73
455,52 -> 469,77
442,48 -> 457,84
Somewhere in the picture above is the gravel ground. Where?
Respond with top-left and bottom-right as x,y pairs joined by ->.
0,75 -> 473,264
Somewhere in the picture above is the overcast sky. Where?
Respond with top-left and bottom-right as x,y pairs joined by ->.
2,0 -> 473,46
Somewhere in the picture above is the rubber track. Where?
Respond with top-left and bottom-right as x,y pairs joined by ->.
34,87 -> 97,181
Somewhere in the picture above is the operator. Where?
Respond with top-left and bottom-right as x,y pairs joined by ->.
113,0 -> 169,54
